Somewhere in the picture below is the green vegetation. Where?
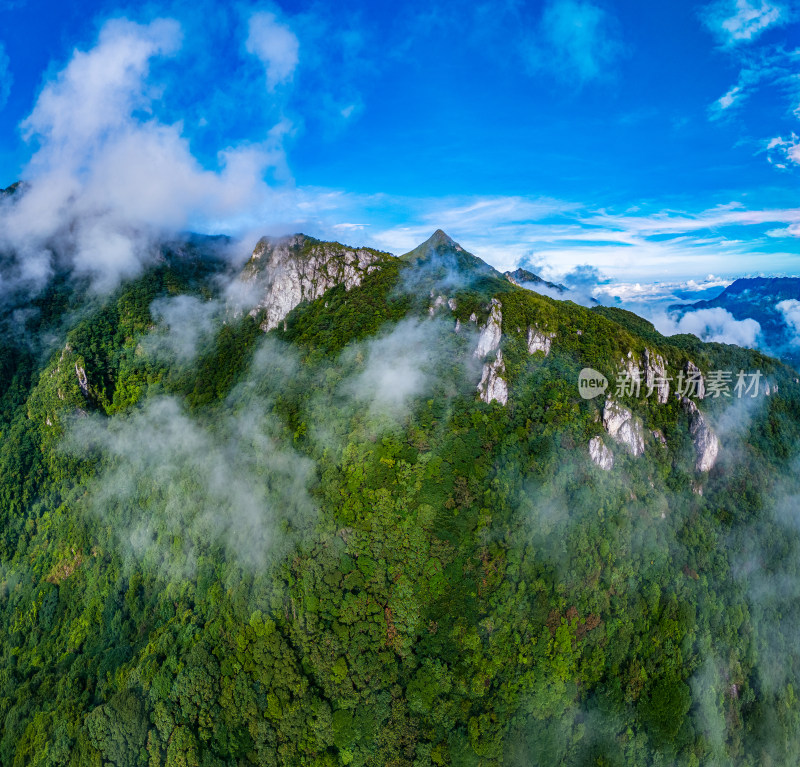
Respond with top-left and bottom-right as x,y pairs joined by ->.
1,235 -> 800,766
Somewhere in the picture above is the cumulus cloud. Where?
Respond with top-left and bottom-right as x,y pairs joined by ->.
0,17 -> 290,301
656,307 -> 762,347
525,0 -> 625,84
701,0 -> 791,46
0,43 -> 10,110
560,264 -> 605,304
246,11 -> 299,91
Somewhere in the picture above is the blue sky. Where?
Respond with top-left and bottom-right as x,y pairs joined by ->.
0,0 -> 798,294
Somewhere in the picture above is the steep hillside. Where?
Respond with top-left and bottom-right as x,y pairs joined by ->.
0,230 -> 799,766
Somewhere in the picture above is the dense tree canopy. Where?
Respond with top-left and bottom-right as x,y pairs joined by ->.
1,237 -> 799,765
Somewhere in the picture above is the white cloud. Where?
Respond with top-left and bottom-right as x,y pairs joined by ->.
593,275 -> 732,305
701,0 -> 790,46
0,43 -> 10,110
525,0 -> 624,84
583,203 -> 800,236
343,195 -> 800,282
0,17 -> 292,298
656,307 -> 762,347
766,133 -> 800,168
246,11 -> 299,91
712,84 -> 745,117
346,318 -> 444,420
777,299 -> 800,343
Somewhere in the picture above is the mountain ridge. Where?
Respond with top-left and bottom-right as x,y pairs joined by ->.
0,228 -> 799,765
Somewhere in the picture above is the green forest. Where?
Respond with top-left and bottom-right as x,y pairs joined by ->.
1,231 -> 800,767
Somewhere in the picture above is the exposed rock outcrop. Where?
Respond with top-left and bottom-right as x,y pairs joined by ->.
681,397 -> 719,472
602,399 -> 645,456
643,348 -> 669,403
244,235 -> 388,331
75,364 -> 89,397
474,299 -> 503,358
684,361 -> 705,399
428,294 -> 447,316
589,436 -> 614,470
478,350 -> 508,405
527,327 -> 554,356
652,429 -> 667,447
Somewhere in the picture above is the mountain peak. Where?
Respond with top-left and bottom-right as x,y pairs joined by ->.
504,267 -> 567,293
401,229 -> 473,263
427,229 -> 458,248
399,230 -> 504,293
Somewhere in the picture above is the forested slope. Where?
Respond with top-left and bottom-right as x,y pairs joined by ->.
1,231 -> 799,766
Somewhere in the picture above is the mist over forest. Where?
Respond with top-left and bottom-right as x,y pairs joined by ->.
2,0 -> 800,765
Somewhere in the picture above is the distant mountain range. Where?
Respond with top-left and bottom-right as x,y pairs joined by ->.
503,266 -> 600,305
671,276 -> 800,367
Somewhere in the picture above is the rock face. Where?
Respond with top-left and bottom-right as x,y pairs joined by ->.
643,348 -> 669,403
474,299 -> 503,358
428,294 -> 447,316
75,364 -> 89,397
602,399 -> 645,456
244,235 -> 388,331
589,436 -> 614,470
478,350 -> 508,405
527,327 -> 554,356
685,361 -> 705,399
681,397 -> 719,472
621,352 -> 642,387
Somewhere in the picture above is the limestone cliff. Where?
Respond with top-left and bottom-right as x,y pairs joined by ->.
602,399 -> 645,456
681,397 -> 720,472
243,235 -> 392,331
589,436 -> 614,470
478,350 -> 508,405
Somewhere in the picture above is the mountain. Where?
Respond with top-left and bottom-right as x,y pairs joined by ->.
505,265 -> 600,305
1,229 -> 800,766
504,266 -> 568,294
0,181 -> 23,197
241,233 -> 396,331
671,276 -> 800,366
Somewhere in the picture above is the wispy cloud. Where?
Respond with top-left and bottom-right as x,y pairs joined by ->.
524,0 -> 625,84
702,3 -> 800,169
766,132 -> 800,167
245,10 -> 299,91
701,0 -> 792,46
712,84 -> 745,116
708,44 -> 799,122
335,194 -> 800,281
582,202 -> 800,235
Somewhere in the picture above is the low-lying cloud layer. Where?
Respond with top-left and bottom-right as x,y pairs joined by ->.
345,317 -> 463,420
656,307 -> 762,347
66,393 -> 316,579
